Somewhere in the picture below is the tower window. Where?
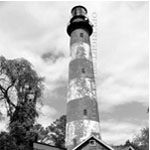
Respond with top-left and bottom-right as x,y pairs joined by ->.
83,109 -> 87,116
80,33 -> 84,37
82,68 -> 85,73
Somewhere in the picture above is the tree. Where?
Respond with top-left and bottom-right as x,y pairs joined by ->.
124,139 -> 132,146
0,56 -> 44,149
0,56 -> 43,120
123,139 -> 139,150
34,115 -> 66,148
0,131 -> 18,150
133,127 -> 149,150
47,115 -> 66,148
33,123 -> 51,144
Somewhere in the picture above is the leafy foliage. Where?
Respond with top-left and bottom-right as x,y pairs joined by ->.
0,132 -> 18,150
0,56 -> 43,119
123,127 -> 149,150
33,123 -> 51,144
132,127 -> 149,150
47,115 -> 66,148
0,130 -> 38,150
33,115 -> 66,148
0,56 -> 44,150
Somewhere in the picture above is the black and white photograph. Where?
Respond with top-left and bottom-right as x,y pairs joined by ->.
0,1 -> 148,150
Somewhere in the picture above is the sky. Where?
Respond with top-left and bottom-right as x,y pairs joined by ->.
0,1 -> 149,145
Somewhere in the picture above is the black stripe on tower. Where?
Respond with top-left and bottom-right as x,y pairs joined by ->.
67,97 -> 100,122
69,58 -> 94,81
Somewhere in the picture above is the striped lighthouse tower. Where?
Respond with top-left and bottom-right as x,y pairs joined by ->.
65,6 -> 101,150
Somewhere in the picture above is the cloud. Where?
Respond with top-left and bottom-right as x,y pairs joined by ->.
95,1 -> 148,111
0,2 -> 70,101
41,51 -> 65,64
36,104 -> 57,127
100,119 -> 146,145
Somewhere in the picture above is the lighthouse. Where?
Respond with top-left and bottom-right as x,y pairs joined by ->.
65,6 -> 101,150
33,5 -> 116,150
